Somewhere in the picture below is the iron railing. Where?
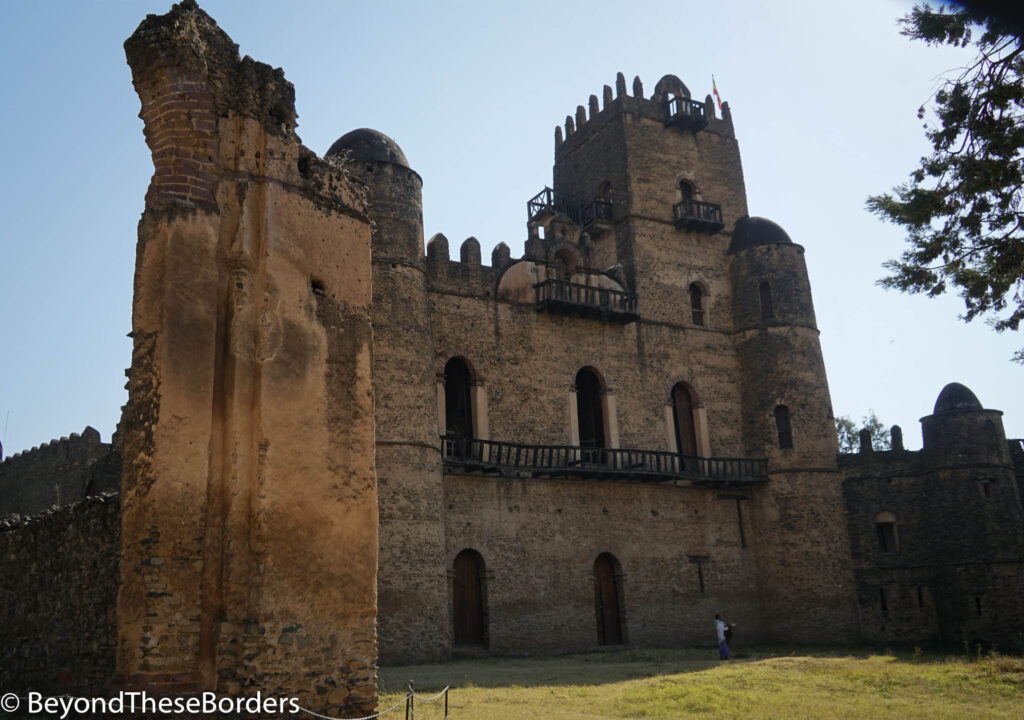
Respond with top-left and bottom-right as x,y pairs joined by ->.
664,96 -> 709,130
442,436 -> 768,485
673,200 -> 724,233
535,279 -> 638,321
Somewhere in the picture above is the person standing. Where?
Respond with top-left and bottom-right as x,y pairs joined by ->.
715,613 -> 730,660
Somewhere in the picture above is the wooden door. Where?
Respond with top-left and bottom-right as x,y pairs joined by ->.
673,384 -> 698,471
453,550 -> 485,647
576,369 -> 605,463
594,553 -> 622,645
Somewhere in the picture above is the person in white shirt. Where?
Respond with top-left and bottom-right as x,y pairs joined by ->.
714,613 -> 730,659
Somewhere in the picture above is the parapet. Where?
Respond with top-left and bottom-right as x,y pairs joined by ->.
555,72 -> 735,159
426,234 -> 511,297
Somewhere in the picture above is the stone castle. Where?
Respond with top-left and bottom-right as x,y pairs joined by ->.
1,2 -> 1022,716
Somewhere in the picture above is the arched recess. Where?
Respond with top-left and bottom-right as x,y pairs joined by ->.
452,549 -> 488,648
438,357 -> 489,456
665,382 -> 710,460
593,553 -> 624,646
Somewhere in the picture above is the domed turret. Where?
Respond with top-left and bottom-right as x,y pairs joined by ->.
933,382 -> 983,414
326,128 -> 409,168
921,383 -> 1008,465
728,216 -> 794,254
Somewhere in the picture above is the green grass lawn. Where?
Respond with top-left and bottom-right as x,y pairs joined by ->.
378,646 -> 1024,719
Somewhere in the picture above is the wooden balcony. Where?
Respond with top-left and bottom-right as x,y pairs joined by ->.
527,187 -> 581,224
664,96 -> 708,131
673,200 -> 724,233
443,436 -> 768,487
579,200 -> 614,231
535,279 -> 638,323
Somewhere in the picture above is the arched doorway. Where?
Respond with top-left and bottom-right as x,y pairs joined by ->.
453,549 -> 486,647
575,368 -> 605,464
593,553 -> 623,645
445,357 -> 474,458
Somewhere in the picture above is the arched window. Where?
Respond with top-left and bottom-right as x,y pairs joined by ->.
759,281 -> 774,320
598,180 -> 614,203
453,549 -> 487,647
689,283 -> 706,326
774,405 -> 793,449
575,368 -> 606,461
875,511 -> 899,554
593,553 -> 623,646
445,358 -> 474,457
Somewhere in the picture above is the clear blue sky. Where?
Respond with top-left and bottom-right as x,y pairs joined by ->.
0,0 -> 1019,457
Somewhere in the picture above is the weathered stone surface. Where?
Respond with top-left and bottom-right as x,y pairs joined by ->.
117,1 -> 378,715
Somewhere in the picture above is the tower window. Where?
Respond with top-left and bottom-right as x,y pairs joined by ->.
689,283 -> 706,326
875,511 -> 899,554
759,281 -> 774,320
773,405 -> 793,449
879,587 -> 889,616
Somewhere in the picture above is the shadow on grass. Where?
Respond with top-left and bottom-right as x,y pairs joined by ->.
378,644 -> 991,694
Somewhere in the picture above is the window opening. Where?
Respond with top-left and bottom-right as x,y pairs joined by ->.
774,405 -> 793,449
690,283 -> 706,326
445,358 -> 474,458
879,588 -> 888,616
759,281 -> 774,320
576,368 -> 606,462
672,383 -> 698,471
875,511 -> 899,554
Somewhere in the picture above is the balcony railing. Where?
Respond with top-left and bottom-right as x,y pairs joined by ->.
664,96 -> 709,131
442,436 -> 768,486
535,279 -> 638,322
578,200 -> 614,229
673,200 -> 724,233
527,187 -> 581,224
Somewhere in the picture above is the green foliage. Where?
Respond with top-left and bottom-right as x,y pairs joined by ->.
867,4 -> 1024,362
836,410 -> 892,453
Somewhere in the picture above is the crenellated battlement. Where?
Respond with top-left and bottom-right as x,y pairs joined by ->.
426,233 -> 515,297
555,72 -> 734,159
0,426 -> 116,518
0,426 -> 104,468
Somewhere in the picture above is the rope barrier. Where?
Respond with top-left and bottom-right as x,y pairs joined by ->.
295,695 -> 408,720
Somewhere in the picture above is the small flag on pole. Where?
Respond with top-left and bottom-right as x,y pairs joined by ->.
712,76 -> 722,111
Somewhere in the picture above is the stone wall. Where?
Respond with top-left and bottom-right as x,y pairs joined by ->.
118,2 -> 379,714
841,407 -> 1024,647
0,495 -> 120,697
0,427 -> 119,517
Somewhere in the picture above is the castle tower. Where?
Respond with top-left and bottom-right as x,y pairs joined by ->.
551,73 -> 745,322
326,131 -> 449,663
728,217 -> 857,640
548,72 -> 857,641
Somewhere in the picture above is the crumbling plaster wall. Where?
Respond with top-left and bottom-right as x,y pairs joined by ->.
118,2 -> 378,714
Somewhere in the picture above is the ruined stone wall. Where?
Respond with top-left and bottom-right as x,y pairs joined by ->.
0,427 -> 118,517
119,2 -> 378,714
0,495 -> 120,697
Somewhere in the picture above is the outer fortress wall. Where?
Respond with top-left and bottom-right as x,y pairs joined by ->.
119,2 -> 378,714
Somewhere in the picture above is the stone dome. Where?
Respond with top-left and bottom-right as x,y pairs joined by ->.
326,128 -> 409,168
933,382 -> 983,414
728,216 -> 794,253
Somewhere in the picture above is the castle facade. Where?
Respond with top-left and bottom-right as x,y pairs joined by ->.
0,3 -> 1021,716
